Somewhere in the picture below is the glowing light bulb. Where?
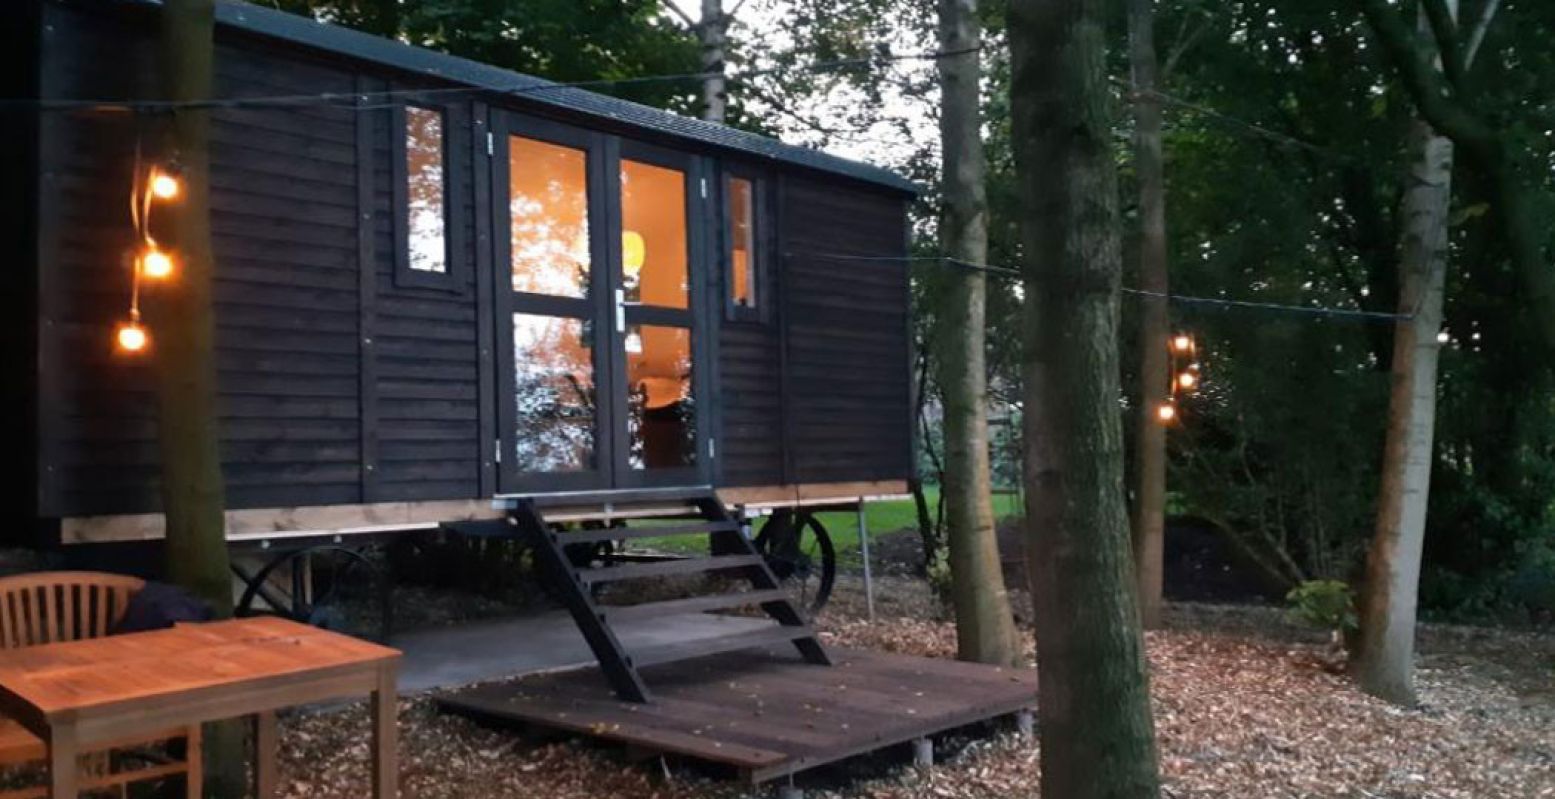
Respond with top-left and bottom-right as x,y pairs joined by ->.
1436,329 -> 1450,344
1156,403 -> 1177,423
1171,334 -> 1193,353
1177,372 -> 1198,390
142,248 -> 174,280
116,321 -> 148,353
622,230 -> 646,276
150,170 -> 180,200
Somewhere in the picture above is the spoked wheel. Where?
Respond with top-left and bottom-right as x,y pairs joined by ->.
234,545 -> 390,640
753,510 -> 836,615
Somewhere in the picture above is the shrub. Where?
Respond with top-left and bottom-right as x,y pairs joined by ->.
1286,579 -> 1358,635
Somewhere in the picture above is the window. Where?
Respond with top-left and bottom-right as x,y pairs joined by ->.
726,174 -> 762,320
394,103 -> 461,289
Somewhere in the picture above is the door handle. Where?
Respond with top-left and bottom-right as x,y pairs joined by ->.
614,289 -> 626,333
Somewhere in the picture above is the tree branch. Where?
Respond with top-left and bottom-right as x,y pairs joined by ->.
1462,0 -> 1501,67
663,1 -> 697,29
1421,0 -> 1465,89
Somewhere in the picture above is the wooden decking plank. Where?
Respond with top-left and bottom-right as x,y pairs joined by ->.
581,555 -> 764,584
629,625 -> 814,667
600,590 -> 790,623
439,648 -> 1038,783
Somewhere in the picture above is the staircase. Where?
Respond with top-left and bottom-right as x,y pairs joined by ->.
508,488 -> 831,703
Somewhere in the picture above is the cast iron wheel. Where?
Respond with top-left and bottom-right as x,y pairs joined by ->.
234,545 -> 390,640
753,510 -> 836,615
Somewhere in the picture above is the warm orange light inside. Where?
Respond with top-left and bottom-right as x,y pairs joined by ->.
1177,372 -> 1198,390
1156,403 -> 1177,423
116,321 -> 148,353
1171,334 -> 1193,353
150,171 -> 181,200
142,249 -> 174,280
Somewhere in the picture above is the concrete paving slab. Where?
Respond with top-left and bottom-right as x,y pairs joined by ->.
393,610 -> 773,693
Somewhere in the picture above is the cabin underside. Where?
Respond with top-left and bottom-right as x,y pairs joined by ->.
20,0 -> 916,547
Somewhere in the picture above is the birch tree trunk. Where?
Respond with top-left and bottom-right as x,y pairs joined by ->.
1355,5 -> 1459,707
934,0 -> 1021,666
700,0 -> 727,123
1127,0 -> 1168,630
158,1 -> 246,792
1355,118 -> 1451,705
1010,0 -> 1161,793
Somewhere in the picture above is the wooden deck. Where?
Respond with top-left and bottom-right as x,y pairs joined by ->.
439,646 -> 1037,784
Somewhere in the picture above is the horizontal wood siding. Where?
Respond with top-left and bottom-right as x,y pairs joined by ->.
40,5 -> 483,517
779,178 -> 912,485
368,95 -> 482,502
717,322 -> 784,487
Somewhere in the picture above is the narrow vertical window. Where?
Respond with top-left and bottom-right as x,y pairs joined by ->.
405,105 -> 447,274
727,176 -> 758,314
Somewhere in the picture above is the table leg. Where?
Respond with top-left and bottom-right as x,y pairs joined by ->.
48,723 -> 77,799
185,724 -> 203,799
372,664 -> 398,799
253,711 -> 278,799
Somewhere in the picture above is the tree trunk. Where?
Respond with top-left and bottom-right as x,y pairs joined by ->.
933,0 -> 1021,667
1010,0 -> 1161,795
1355,7 -> 1457,705
1127,0 -> 1168,630
700,0 -> 727,123
157,1 -> 245,793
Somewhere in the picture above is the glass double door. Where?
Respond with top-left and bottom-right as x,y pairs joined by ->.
494,113 -> 708,493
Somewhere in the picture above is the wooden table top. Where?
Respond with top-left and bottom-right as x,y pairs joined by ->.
0,617 -> 400,719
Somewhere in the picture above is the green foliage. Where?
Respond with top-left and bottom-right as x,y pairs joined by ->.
1286,579 -> 1358,633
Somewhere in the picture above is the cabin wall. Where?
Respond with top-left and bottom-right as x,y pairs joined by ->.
5,1 -> 43,531
779,178 -> 914,484
35,0 -> 913,527
37,3 -> 486,519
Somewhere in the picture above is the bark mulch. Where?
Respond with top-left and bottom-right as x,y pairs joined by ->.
273,577 -> 1555,798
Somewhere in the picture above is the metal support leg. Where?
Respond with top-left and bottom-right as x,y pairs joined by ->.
1015,709 -> 1035,739
856,500 -> 875,621
912,736 -> 933,767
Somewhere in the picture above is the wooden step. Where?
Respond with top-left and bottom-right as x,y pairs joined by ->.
580,555 -> 763,584
527,487 -> 714,509
553,521 -> 738,546
629,624 -> 818,668
601,589 -> 791,623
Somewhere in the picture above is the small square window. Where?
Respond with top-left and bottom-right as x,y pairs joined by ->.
726,174 -> 763,321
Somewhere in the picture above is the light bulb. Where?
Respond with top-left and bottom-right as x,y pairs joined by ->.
1156,403 -> 1177,423
142,249 -> 174,280
1177,372 -> 1198,390
116,321 -> 148,353
150,171 -> 180,200
1171,334 -> 1193,353
622,230 -> 646,276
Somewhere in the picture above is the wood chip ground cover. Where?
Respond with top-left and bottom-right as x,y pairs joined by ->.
275,577 -> 1553,797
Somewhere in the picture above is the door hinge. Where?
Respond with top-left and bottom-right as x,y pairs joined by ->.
707,438 -> 716,459
493,438 -> 501,464
486,131 -> 495,157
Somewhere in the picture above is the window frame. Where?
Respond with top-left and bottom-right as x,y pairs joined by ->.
721,165 -> 771,323
391,101 -> 466,291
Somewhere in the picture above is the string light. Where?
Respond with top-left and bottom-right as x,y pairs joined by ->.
1159,331 -> 1204,426
1177,371 -> 1198,390
116,314 -> 148,353
149,168 -> 181,200
141,246 -> 174,280
1156,403 -> 1177,423
1172,334 -> 1194,353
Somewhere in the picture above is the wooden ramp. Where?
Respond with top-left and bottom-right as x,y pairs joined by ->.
439,646 -> 1037,784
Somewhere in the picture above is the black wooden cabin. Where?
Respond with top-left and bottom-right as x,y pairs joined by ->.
7,0 -> 917,546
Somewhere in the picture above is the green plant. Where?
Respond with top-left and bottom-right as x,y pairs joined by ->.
1286,579 -> 1359,634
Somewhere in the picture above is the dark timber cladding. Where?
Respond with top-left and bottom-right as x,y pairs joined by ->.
29,0 -> 917,526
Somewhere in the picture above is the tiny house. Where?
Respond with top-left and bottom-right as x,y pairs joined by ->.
7,0 -> 917,548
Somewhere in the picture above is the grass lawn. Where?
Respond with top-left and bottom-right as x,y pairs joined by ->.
649,486 -> 1022,565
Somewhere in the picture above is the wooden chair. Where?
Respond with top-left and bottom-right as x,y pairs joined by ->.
0,572 -> 202,798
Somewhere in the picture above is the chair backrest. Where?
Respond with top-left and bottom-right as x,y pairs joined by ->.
0,571 -> 146,649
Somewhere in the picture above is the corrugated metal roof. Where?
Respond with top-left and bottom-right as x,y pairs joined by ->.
186,0 -> 919,194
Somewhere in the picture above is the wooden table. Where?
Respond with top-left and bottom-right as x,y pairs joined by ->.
0,616 -> 400,798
